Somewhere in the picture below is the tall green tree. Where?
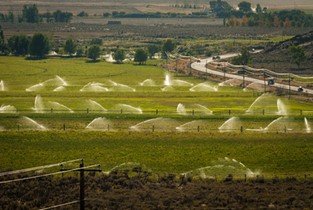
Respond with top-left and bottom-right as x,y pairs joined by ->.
147,45 -> 160,59
238,1 -> 252,13
87,45 -> 101,61
209,0 -> 233,18
53,10 -> 73,23
113,49 -> 125,64
8,35 -> 30,55
134,49 -> 148,65
232,47 -> 251,65
0,25 -> 5,53
22,4 -> 40,23
289,45 -> 306,69
7,11 -> 14,23
256,4 -> 262,14
64,38 -> 77,56
162,39 -> 175,53
29,33 -> 50,58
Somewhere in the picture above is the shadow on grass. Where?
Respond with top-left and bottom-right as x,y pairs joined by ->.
86,59 -> 101,63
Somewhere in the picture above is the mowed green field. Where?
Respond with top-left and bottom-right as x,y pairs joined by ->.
0,132 -> 312,178
0,56 -> 313,177
0,56 -> 312,114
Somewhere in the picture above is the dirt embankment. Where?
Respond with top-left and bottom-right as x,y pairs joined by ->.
1,170 -> 313,209
252,31 -> 313,75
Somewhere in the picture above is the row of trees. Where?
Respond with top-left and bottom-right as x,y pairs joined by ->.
0,5 -> 73,23
0,24 -> 177,63
210,0 -> 313,27
231,10 -> 313,27
210,0 -> 267,18
86,39 -> 175,64
1,33 -> 50,58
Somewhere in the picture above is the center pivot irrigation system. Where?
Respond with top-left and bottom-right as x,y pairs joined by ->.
0,159 -> 102,210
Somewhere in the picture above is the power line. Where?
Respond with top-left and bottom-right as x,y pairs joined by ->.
0,164 -> 100,185
0,159 -> 82,177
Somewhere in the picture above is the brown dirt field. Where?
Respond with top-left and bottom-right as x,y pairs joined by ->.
1,170 -> 313,209
2,23 -> 313,41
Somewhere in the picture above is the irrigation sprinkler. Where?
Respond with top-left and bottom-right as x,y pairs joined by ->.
284,126 -> 287,133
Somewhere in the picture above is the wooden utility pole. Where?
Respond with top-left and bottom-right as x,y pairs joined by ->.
288,73 -> 291,99
263,71 -> 266,92
79,160 -> 85,210
205,59 -> 208,80
60,160 -> 102,210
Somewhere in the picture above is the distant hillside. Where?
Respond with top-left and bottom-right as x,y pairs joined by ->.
252,31 -> 313,75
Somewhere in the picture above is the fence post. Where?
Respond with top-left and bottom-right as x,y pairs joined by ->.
63,124 -> 66,131
87,108 -> 89,114
107,124 -> 110,131
192,110 -> 195,116
240,126 -> 243,133
156,109 -> 158,115
228,110 -> 231,115
79,160 -> 85,210
152,125 -> 155,132
197,126 -> 200,132
51,108 -> 53,113
262,109 -> 265,115
284,126 -> 287,133
120,109 -> 123,114
300,110 -> 303,115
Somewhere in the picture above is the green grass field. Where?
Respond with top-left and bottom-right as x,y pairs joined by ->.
0,132 -> 312,178
0,56 -> 313,177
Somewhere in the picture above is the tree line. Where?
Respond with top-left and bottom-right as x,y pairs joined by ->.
210,0 -> 313,27
0,4 -> 73,23
0,26 -> 176,64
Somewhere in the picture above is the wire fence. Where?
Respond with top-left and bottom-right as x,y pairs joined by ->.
0,160 -> 312,209
0,159 -> 101,210
1,108 -> 313,116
